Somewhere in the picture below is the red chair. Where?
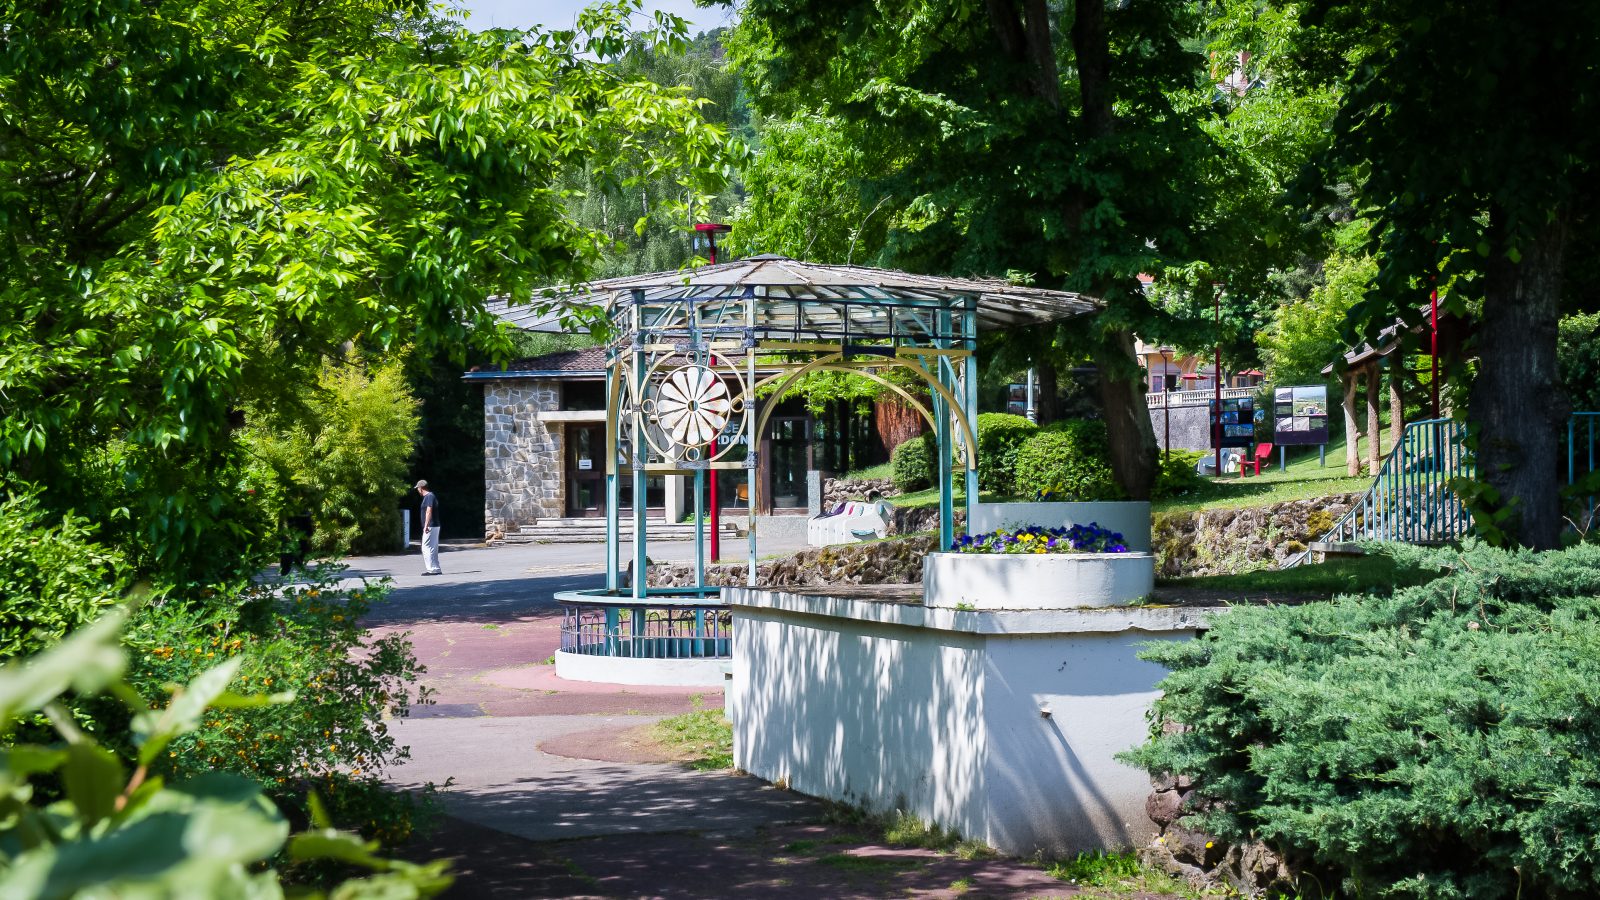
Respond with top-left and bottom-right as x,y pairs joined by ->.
1241,442 -> 1274,476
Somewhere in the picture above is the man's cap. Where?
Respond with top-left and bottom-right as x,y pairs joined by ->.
414,480 -> 428,489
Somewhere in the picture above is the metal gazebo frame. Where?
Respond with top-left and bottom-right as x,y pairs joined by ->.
539,255 -> 1100,600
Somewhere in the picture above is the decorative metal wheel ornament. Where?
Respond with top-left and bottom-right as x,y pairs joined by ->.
655,365 -> 733,450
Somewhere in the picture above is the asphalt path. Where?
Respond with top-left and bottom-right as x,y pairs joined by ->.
345,541 -> 1087,899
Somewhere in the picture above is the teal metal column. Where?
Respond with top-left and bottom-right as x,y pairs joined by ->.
631,289 -> 649,601
935,305 -> 954,550
694,468 -> 705,591
746,293 -> 759,586
961,301 -> 979,530
605,349 -> 620,594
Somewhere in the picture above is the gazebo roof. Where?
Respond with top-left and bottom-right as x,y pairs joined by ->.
502,255 -> 1101,335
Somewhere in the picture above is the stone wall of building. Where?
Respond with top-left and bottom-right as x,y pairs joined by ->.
484,380 -> 562,539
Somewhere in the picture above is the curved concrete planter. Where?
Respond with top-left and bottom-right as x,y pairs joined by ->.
969,501 -> 1151,552
554,649 -> 727,687
923,551 -> 1155,609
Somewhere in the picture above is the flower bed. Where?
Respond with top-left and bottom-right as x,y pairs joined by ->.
925,522 -> 1154,610
949,522 -> 1129,554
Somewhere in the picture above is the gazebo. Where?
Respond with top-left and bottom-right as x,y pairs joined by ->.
545,255 -> 1100,683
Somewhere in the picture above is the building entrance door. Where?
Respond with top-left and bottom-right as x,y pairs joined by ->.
566,424 -> 604,517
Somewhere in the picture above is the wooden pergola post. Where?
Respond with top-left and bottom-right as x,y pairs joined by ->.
1366,362 -> 1381,473
1343,372 -> 1361,477
1389,362 -> 1405,450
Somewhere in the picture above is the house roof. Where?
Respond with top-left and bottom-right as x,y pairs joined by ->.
464,347 -> 607,381
492,255 -> 1102,340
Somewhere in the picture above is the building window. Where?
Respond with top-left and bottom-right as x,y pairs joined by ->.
561,380 -> 605,411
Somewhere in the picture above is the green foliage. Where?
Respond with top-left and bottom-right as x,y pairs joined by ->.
1015,422 -> 1122,503
0,0 -> 736,579
973,413 -> 1037,496
1261,237 -> 1374,388
0,492 -> 128,659
1559,312 -> 1600,413
244,359 -> 421,556
0,606 -> 450,897
115,569 -> 432,845
1128,542 -> 1600,899
1152,450 -> 1208,500
891,433 -> 936,493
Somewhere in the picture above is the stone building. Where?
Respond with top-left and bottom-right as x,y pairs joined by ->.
467,347 -> 908,540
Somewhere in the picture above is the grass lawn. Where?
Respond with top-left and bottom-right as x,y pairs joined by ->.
839,460 -> 895,481
651,706 -> 733,771
1152,431 -> 1390,516
1157,553 -> 1445,598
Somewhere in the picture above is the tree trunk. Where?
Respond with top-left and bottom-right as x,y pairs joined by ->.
1469,206 -> 1569,549
1094,329 -> 1159,500
874,396 -> 926,455
1035,359 -> 1059,426
1343,374 -> 1361,477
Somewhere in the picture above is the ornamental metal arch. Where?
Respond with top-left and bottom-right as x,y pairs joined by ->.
522,255 -> 1102,600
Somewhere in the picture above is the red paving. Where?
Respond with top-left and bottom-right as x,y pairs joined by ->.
370,550 -> 1185,899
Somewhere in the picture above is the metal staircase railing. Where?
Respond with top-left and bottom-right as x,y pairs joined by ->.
1281,418 -> 1472,568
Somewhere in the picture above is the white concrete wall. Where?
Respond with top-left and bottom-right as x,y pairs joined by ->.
729,593 -> 1210,857
733,607 -> 989,839
978,631 -> 1188,855
970,501 -> 1152,553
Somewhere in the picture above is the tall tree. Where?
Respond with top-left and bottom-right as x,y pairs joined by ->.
725,0 -> 1222,498
0,0 -> 734,577
1258,0 -> 1600,548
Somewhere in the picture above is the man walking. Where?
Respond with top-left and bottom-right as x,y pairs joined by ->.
416,480 -> 443,576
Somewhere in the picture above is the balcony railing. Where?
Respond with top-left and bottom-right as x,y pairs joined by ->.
1147,387 -> 1253,408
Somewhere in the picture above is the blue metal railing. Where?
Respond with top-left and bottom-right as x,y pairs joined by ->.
1285,412 -> 1600,567
559,603 -> 732,659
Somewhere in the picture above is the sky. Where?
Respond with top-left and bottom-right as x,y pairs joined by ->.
449,0 -> 734,35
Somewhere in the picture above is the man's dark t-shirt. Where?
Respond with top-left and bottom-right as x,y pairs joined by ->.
421,492 -> 441,530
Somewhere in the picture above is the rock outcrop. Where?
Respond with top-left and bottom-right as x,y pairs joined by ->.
647,535 -> 937,588
1151,493 -> 1359,577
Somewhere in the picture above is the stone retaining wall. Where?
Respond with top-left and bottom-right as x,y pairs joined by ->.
821,475 -> 898,507
1152,493 -> 1360,577
1142,766 -> 1295,896
647,535 -> 937,588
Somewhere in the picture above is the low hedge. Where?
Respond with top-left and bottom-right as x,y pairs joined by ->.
891,432 -> 936,492
973,412 -> 1037,495
1014,420 -> 1122,501
1126,541 -> 1600,899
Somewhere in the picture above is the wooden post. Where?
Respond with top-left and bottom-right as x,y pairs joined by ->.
1389,364 -> 1405,450
1343,373 -> 1361,477
1366,362 -> 1382,473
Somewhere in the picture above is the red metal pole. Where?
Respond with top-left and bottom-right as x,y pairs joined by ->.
1430,281 -> 1440,419
707,234 -> 720,562
1214,288 -> 1223,478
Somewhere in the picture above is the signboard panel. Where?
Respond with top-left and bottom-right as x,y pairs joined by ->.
1271,385 -> 1330,446
1209,397 -> 1256,449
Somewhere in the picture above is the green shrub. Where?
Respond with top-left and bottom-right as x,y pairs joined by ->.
244,359 -> 420,556
1560,311 -> 1600,413
891,432 -> 936,492
1152,449 -> 1207,500
0,607 -> 450,897
1126,541 -> 1600,899
1014,420 -> 1122,501
0,491 -> 129,659
121,567 -> 433,846
974,412 -> 1037,495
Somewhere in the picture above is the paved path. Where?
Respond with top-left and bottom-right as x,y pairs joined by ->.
348,543 -> 1089,899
